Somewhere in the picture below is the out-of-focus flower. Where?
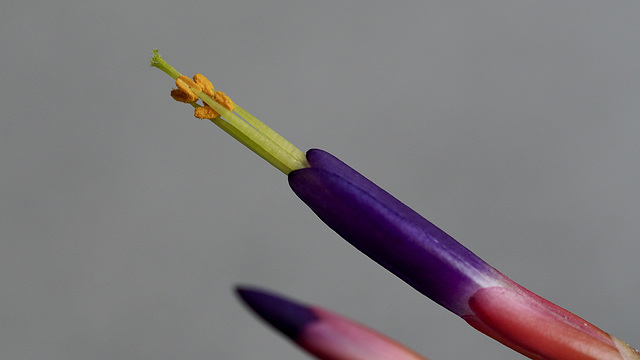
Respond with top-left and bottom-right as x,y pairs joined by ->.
237,286 -> 430,360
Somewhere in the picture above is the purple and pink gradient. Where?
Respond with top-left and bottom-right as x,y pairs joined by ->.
236,287 -> 427,360
287,149 -> 640,360
236,286 -> 429,360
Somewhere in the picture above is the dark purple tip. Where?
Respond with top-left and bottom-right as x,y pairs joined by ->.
235,286 -> 318,339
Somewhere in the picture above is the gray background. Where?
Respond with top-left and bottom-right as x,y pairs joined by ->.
1,1 -> 639,359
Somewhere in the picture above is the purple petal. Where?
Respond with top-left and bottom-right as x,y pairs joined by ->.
289,149 -> 506,315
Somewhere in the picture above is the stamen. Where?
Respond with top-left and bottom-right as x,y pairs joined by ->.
214,91 -> 234,111
176,76 -> 200,103
170,89 -> 195,103
193,73 -> 214,97
150,49 -> 309,174
194,105 -> 219,120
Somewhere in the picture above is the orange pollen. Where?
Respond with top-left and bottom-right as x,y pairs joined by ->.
193,73 -> 215,97
175,75 -> 200,102
214,91 -> 234,111
194,105 -> 220,120
170,89 -> 194,103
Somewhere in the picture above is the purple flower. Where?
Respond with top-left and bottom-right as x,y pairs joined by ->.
289,149 -> 640,360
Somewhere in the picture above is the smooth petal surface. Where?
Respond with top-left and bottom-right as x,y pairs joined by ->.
289,149 -> 506,315
289,149 -> 640,360
467,286 -> 621,360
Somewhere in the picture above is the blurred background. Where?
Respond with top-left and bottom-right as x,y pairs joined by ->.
1,1 -> 639,359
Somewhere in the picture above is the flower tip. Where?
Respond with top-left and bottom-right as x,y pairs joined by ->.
235,286 -> 318,339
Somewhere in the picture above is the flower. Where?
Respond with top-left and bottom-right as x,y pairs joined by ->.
289,149 -> 640,360
236,286 -> 429,360
151,50 -> 640,360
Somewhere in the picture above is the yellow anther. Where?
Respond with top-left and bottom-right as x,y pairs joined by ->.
170,89 -> 194,103
194,105 -> 220,120
193,74 -> 214,98
175,75 -> 200,103
214,91 -> 234,111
